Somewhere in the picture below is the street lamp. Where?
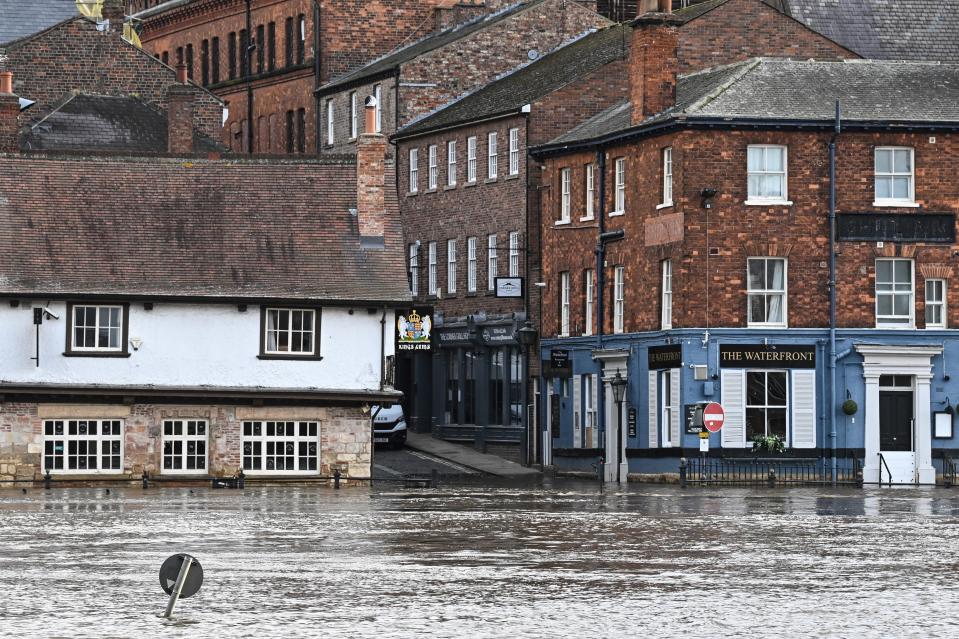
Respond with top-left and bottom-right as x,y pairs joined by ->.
610,371 -> 627,484
515,321 -> 538,466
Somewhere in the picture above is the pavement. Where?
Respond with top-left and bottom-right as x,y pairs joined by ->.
404,431 -> 541,478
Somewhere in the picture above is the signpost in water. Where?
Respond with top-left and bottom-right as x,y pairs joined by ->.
160,553 -> 203,618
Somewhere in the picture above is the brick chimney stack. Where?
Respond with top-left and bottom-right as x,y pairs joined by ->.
356,95 -> 386,242
101,0 -> 125,29
630,11 -> 682,125
0,71 -> 20,153
167,66 -> 194,155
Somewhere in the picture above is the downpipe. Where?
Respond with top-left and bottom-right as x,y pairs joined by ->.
829,100 -> 841,485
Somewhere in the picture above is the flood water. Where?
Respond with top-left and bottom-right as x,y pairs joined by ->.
1,481 -> 958,638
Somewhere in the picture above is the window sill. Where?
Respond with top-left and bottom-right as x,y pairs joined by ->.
425,188 -> 437,194
444,184 -> 457,191
464,181 -> 477,188
746,324 -> 788,330
579,215 -> 595,222
608,210 -> 624,217
257,354 -> 324,361
656,202 -> 673,210
406,191 -> 419,197
873,201 -> 920,208
485,177 -> 498,184
875,323 -> 916,330
465,291 -> 478,297
925,325 -> 947,330
505,174 -> 520,180
427,294 -> 439,300
554,219 -> 571,226
744,200 -> 793,206
63,351 -> 131,358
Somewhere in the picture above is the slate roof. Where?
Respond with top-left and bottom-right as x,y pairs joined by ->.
394,23 -> 631,139
780,0 -> 959,62
0,156 -> 410,303
20,93 -> 223,154
540,58 -> 959,150
316,0 -> 544,95
0,0 -> 79,45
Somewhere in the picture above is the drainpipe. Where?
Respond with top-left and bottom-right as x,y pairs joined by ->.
245,0 -> 254,156
380,308 -> 387,391
829,100 -> 841,484
313,0 -> 322,154
595,149 -> 607,465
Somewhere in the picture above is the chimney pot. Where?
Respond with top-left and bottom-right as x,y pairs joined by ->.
0,71 -> 12,95
357,95 -> 386,241
175,63 -> 188,84
363,95 -> 378,135
0,71 -> 19,153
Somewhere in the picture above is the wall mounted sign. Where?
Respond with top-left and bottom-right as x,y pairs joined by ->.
481,325 -> 516,345
934,412 -> 953,439
648,344 -> 682,370
543,349 -> 572,378
396,308 -> 433,351
627,407 -> 637,438
838,213 -> 955,244
719,344 -> 816,369
495,277 -> 524,298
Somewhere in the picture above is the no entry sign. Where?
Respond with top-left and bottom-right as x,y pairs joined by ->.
703,403 -> 725,433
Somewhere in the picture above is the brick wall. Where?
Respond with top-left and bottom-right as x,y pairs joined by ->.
320,77 -> 396,156
220,71 -> 317,152
2,18 -> 223,140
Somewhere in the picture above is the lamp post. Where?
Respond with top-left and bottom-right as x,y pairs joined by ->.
516,321 -> 538,466
610,371 -> 627,484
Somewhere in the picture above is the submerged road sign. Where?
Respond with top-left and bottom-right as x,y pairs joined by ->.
160,554 -> 203,598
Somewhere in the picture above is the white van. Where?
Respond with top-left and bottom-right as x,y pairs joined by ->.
372,404 -> 407,449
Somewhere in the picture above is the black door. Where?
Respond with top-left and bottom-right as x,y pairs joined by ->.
879,391 -> 913,452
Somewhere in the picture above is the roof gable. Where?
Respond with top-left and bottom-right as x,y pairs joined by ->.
0,0 -> 79,45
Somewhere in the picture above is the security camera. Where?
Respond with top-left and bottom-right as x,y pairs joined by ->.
43,308 -> 59,321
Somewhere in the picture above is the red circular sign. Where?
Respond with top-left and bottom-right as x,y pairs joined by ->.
703,402 -> 725,433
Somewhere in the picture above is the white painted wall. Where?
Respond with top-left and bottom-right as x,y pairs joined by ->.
0,301 -> 395,391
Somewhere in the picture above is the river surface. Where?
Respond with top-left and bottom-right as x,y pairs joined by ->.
1,481 -> 958,638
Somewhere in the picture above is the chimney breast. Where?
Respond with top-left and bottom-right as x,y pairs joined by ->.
101,0 -> 125,28
175,63 -> 188,84
0,71 -> 19,153
166,84 -> 195,155
357,95 -> 386,242
630,12 -> 682,125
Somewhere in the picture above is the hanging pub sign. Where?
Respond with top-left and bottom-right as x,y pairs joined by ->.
543,349 -> 572,378
396,308 -> 433,352
495,277 -> 524,298
719,344 -> 816,369
838,213 -> 955,244
648,344 -> 682,370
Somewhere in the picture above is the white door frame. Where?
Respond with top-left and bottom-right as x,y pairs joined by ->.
857,345 -> 940,485
592,349 -> 629,483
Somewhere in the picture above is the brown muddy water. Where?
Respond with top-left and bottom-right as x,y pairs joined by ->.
1,481 -> 958,638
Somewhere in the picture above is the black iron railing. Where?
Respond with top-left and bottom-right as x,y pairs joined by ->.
877,453 -> 893,487
942,453 -> 957,488
681,455 -> 862,487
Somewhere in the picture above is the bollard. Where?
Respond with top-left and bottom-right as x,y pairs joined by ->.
333,468 -> 341,489
431,468 -> 439,489
142,470 -> 149,489
237,469 -> 245,489
44,469 -> 51,490
767,468 -> 776,488
679,457 -> 687,488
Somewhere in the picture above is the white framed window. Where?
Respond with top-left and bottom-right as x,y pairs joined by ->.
43,419 -> 123,473
509,127 -> 520,175
467,136 -> 477,182
559,168 -> 571,223
559,271 -> 570,336
584,268 -> 594,336
349,91 -> 357,138
325,98 -> 334,145
488,131 -> 498,179
487,234 -> 497,290
428,241 -> 437,295
746,145 -> 789,204
926,279 -> 946,329
162,419 -> 208,474
70,304 -> 123,351
264,308 -> 316,355
746,371 -> 788,443
662,369 -> 675,446
613,157 -> 625,214
508,231 -> 519,277
613,265 -> 625,333
409,242 -> 419,296
467,236 -> 477,292
583,163 -> 595,220
374,84 -> 382,132
661,147 -> 673,207
875,147 -> 916,206
428,144 -> 437,190
662,259 -> 673,329
876,258 -> 914,327
242,420 -> 318,473
747,257 -> 787,327
447,239 -> 457,294
408,147 -> 418,193
447,140 -> 457,186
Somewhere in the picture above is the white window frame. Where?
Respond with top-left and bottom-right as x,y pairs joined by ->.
926,278 -> 946,329
746,257 -> 788,328
583,163 -> 595,221
613,265 -> 625,333
427,145 -> 438,190
242,420 -> 319,474
508,231 -> 519,277
467,136 -> 477,183
447,239 -> 457,294
662,259 -> 672,330
43,419 -> 124,474
408,147 -> 418,193
467,236 -> 477,292
508,127 -> 520,175
447,140 -> 457,186
875,258 -> 915,328
560,271 -> 570,336
409,242 -> 419,296
264,308 -> 317,355
874,146 -> 917,207
374,84 -> 382,132
745,370 -> 789,445
428,241 -> 437,295
488,131 -> 498,179
661,370 -> 674,447
349,91 -> 357,139
612,157 -> 625,215
162,419 -> 208,475
746,144 -> 790,205
71,304 -> 123,352
325,98 -> 334,145
584,268 -> 594,336
558,168 -> 571,224
659,147 -> 673,208
487,234 -> 497,290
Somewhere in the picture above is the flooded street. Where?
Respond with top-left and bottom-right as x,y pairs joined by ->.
1,482 -> 958,638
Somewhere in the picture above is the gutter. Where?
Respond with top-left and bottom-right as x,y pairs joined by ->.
314,67 -> 397,98
392,108 -> 523,143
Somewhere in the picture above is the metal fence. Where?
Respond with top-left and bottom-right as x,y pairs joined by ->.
681,456 -> 862,487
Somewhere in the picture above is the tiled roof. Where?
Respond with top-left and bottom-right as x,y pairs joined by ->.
0,0 -> 79,45
395,23 -> 631,139
316,1 -> 544,95
20,93 -> 223,154
781,0 -> 959,62
0,156 -> 410,303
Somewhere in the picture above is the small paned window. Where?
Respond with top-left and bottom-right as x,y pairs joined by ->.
409,243 -> 419,296
350,92 -> 357,138
162,420 -> 208,473
326,99 -> 334,145
71,305 -> 123,351
243,421 -> 318,473
263,308 -> 316,355
613,157 -> 625,213
488,132 -> 498,179
746,371 -> 788,442
409,148 -> 418,193
559,168 -> 571,223
508,231 -> 519,277
875,147 -> 915,205
447,140 -> 457,186
43,420 -> 123,473
467,136 -> 477,182
926,279 -> 946,329
447,239 -> 457,294
747,145 -> 788,203
747,257 -> 787,327
560,271 -> 570,336
428,241 -> 437,295
487,234 -> 497,290
662,147 -> 673,206
584,163 -> 595,220
509,127 -> 520,175
876,259 -> 914,327
662,259 -> 673,329
613,266 -> 625,333
428,145 -> 438,190
583,268 -> 595,336
467,236 -> 477,292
